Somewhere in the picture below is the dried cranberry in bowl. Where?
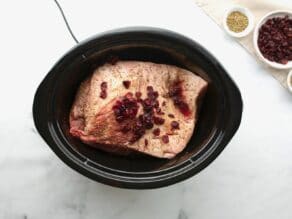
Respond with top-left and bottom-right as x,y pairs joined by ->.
257,15 -> 292,64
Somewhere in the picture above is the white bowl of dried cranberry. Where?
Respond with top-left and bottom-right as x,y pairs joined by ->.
253,10 -> 292,70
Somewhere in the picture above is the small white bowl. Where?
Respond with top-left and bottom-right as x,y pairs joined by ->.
223,6 -> 254,38
253,10 -> 292,70
287,70 -> 292,93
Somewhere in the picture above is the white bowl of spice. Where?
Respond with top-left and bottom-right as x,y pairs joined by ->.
223,6 -> 254,38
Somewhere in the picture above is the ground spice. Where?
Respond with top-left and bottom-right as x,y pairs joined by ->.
227,11 -> 248,33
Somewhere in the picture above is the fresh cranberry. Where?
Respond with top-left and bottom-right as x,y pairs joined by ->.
135,92 -> 142,99
153,117 -> 165,125
100,82 -> 108,99
123,81 -> 131,89
147,86 -> 154,92
143,98 -> 152,106
112,96 -> 139,122
153,100 -> 159,108
134,120 -> 144,131
100,91 -> 107,99
141,113 -> 154,129
162,135 -> 169,143
153,128 -> 160,136
148,91 -> 159,100
142,98 -> 153,112
171,121 -> 180,130
101,82 -> 107,90
131,120 -> 146,143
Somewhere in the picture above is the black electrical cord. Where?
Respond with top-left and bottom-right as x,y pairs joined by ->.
53,0 -> 79,44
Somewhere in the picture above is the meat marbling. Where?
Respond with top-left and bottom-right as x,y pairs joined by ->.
69,61 -> 208,158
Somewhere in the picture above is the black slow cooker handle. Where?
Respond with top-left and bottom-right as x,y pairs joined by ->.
53,0 -> 79,44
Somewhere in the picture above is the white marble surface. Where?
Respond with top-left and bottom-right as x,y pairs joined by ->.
1,0 -> 292,218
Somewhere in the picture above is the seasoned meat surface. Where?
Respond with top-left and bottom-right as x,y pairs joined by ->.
70,61 -> 208,158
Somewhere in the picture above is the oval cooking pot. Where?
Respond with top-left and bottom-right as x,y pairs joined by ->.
33,27 -> 243,189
